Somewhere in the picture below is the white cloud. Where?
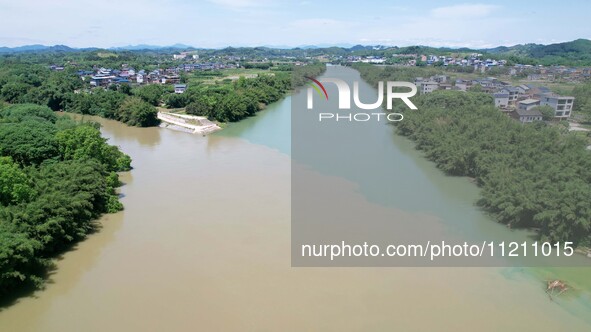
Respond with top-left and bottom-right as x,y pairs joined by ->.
430,3 -> 499,19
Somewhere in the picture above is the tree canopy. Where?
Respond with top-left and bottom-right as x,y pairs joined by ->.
0,104 -> 131,295
357,64 -> 591,246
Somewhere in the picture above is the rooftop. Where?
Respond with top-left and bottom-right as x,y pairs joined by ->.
494,93 -> 509,98
519,99 -> 540,105
542,93 -> 574,99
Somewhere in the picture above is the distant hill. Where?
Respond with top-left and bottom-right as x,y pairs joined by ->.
1,39 -> 590,65
0,44 -> 76,53
109,43 -> 195,51
480,39 -> 591,65
0,43 -> 194,53
483,39 -> 591,57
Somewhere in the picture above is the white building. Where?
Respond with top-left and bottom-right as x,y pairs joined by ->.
540,94 -> 575,119
419,81 -> 439,94
499,86 -> 519,105
174,84 -> 187,94
518,99 -> 540,111
493,93 -> 509,109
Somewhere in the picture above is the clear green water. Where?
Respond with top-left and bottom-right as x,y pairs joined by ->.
221,66 -> 591,324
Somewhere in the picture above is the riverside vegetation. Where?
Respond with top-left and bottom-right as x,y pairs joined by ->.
356,64 -> 591,247
0,104 -> 131,296
0,53 -> 324,297
159,63 -> 325,122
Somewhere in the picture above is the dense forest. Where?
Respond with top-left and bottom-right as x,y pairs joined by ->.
0,103 -> 131,295
356,64 -> 591,247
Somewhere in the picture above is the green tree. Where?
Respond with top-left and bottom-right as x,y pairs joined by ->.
133,84 -> 165,106
534,105 -> 556,121
0,120 -> 59,165
1,82 -> 30,103
117,96 -> 160,127
0,157 -> 35,205
56,125 -> 131,172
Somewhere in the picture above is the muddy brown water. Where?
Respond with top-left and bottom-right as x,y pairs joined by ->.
0,74 -> 590,330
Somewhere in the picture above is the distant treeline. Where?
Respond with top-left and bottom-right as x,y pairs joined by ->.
356,64 -> 591,247
0,61 -> 160,127
0,56 -> 325,126
184,74 -> 291,122
65,89 -> 160,127
0,104 -> 131,295
487,39 -> 591,67
183,63 -> 325,122
129,63 -> 325,123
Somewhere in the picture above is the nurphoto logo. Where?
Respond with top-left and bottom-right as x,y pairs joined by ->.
305,76 -> 418,122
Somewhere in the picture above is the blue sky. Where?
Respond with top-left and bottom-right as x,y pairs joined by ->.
0,0 -> 590,48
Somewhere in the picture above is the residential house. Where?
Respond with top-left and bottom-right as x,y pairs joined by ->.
431,75 -> 448,83
493,93 -> 509,109
518,99 -> 540,111
454,79 -> 469,92
539,94 -> 575,119
174,84 -> 187,94
527,85 -> 552,99
90,75 -> 115,87
112,77 -> 130,84
161,75 -> 181,84
515,84 -> 530,94
499,86 -> 519,105
512,109 -> 543,123
419,81 -> 439,94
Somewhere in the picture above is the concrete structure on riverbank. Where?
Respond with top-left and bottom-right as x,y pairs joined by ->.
157,112 -> 221,135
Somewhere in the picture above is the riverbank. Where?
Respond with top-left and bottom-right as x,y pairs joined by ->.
157,111 -> 221,135
1,109 -> 590,331
1,68 -> 590,330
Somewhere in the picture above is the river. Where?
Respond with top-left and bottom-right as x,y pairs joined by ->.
0,67 -> 590,331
